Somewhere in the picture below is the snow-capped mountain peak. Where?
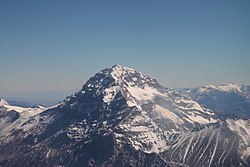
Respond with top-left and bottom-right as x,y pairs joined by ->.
75,65 -> 162,108
54,65 -> 218,153
95,66 -> 217,152
0,98 -> 28,113
108,65 -> 163,106
107,64 -> 159,87
0,98 -> 9,106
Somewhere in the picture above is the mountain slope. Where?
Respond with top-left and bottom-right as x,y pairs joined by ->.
0,98 -> 46,143
160,119 -> 250,167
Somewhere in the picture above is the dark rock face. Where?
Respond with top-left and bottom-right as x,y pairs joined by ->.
0,107 -> 20,123
0,129 -> 169,167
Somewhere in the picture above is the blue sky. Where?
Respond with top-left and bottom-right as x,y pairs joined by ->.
0,0 -> 250,100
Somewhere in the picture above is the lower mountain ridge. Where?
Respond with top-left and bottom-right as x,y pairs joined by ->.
181,83 -> 250,119
0,65 -> 249,167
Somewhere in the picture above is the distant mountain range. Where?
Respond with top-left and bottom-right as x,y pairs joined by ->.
0,65 -> 249,167
181,83 -> 250,119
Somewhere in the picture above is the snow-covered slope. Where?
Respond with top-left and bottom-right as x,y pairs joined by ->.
161,119 -> 250,167
0,99 -> 46,141
0,98 -> 30,113
227,119 -> 250,161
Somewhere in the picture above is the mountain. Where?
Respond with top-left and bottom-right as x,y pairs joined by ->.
0,98 -> 20,124
0,98 -> 46,140
181,83 -> 250,119
0,99 -> 9,106
0,65 -> 249,167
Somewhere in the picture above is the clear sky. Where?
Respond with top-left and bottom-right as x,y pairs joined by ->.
1,0 -> 250,100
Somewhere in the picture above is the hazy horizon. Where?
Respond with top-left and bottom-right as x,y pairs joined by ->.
1,1 -> 250,100
1,67 -> 249,106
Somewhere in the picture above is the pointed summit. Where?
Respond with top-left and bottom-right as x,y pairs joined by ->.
80,65 -> 160,96
104,65 -> 159,87
111,64 -> 123,68
0,98 -> 9,106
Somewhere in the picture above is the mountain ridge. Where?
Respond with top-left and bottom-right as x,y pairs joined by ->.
181,83 -> 250,119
